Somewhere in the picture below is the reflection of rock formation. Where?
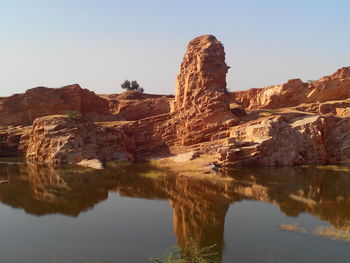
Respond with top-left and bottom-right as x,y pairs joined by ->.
1,163 -> 350,260
224,166 -> 350,228
115,175 -> 230,261
27,162 -> 70,202
0,162 -> 114,216
167,179 -> 230,262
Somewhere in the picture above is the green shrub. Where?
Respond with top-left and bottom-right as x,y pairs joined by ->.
63,110 -> 81,118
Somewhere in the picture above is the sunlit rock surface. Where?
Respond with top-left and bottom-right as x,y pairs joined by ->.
231,67 -> 350,110
26,115 -> 130,164
101,91 -> 174,121
170,35 -> 236,146
2,35 -> 350,166
0,84 -> 112,126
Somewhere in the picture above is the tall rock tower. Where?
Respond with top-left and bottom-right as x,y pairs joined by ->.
172,35 -> 234,146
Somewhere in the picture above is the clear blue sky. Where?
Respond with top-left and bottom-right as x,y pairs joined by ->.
0,0 -> 349,96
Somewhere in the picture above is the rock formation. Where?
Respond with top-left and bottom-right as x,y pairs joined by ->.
2,34 -> 350,167
0,126 -> 31,157
0,86 -> 174,159
171,35 -> 235,146
220,115 -> 328,165
26,115 -> 130,164
102,91 -> 173,121
114,35 -> 238,160
218,66 -> 350,166
0,84 -> 112,126
231,67 -> 350,110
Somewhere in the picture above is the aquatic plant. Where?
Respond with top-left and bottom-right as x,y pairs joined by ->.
150,238 -> 218,263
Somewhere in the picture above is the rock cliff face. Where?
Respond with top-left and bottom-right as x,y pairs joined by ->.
232,79 -> 307,109
232,67 -> 350,110
26,116 -> 130,164
0,84 -> 111,126
220,115 -> 326,165
218,66 -> 350,166
102,91 -> 173,121
217,104 -> 350,165
0,126 -> 31,157
307,67 -> 350,103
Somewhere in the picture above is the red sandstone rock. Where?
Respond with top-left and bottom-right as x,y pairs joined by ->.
0,84 -> 111,126
232,79 -> 306,110
171,35 -> 236,145
115,90 -> 173,100
0,126 -> 31,157
219,113 -> 350,165
9,35 -> 350,167
306,67 -> 350,103
101,35 -> 240,160
26,115 -> 131,165
220,114 -> 326,165
116,98 -> 171,121
103,92 -> 173,121
174,35 -> 230,110
232,67 -> 350,110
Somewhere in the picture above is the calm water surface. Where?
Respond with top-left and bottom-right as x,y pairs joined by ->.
0,159 -> 350,263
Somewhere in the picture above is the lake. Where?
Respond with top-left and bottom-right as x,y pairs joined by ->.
0,159 -> 349,263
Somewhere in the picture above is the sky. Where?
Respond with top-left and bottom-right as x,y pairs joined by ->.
0,0 -> 349,96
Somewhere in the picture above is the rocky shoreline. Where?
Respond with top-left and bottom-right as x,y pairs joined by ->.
1,35 -> 350,169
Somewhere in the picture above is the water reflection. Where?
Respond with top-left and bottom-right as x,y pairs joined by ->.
224,166 -> 350,228
1,161 -> 350,261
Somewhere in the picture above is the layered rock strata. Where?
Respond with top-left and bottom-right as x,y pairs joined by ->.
5,35 -> 350,167
231,67 -> 350,110
0,126 -> 31,157
26,115 -> 130,164
219,114 -> 350,165
171,35 -> 236,146
0,84 -> 112,126
103,91 -> 173,121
